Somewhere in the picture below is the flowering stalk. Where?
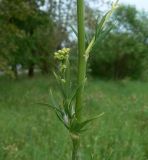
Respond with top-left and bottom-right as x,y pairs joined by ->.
40,1 -> 119,160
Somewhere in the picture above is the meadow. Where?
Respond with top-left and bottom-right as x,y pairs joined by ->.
0,76 -> 148,160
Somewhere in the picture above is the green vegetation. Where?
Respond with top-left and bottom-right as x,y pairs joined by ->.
0,0 -> 147,80
0,76 -> 148,160
0,0 -> 148,159
0,0 -> 69,77
49,1 -> 119,159
90,5 -> 148,80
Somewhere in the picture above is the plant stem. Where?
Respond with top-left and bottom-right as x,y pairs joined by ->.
72,0 -> 86,159
72,135 -> 80,160
76,0 -> 86,121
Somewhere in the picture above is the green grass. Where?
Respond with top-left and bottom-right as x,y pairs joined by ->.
0,76 -> 148,160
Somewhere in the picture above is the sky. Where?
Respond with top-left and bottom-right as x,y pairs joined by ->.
119,0 -> 148,11
41,0 -> 148,12
89,0 -> 148,13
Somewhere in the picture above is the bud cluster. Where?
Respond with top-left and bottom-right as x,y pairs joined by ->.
54,48 -> 70,61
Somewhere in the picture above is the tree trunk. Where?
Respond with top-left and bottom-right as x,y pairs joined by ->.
28,63 -> 34,77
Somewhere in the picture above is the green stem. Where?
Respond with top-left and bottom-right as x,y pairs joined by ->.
71,135 -> 80,160
76,0 -> 86,121
72,1 -> 86,159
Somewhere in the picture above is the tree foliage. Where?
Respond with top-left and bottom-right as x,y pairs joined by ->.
90,5 -> 148,80
0,1 -> 147,80
0,0 -> 60,77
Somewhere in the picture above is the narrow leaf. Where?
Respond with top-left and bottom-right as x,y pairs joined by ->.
85,0 -> 119,57
79,112 -> 105,130
70,25 -> 78,37
53,72 -> 66,98
56,111 -> 69,129
93,25 -> 113,50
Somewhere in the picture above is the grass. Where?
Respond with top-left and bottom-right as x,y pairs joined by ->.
0,76 -> 148,160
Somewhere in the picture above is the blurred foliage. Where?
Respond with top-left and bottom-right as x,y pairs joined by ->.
90,5 -> 148,80
91,33 -> 147,79
0,1 -> 147,80
0,57 -> 14,77
0,76 -> 148,160
0,0 -> 69,77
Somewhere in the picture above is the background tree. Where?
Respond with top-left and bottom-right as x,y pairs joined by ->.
0,0 -> 56,77
90,5 -> 148,80
0,1 -> 147,80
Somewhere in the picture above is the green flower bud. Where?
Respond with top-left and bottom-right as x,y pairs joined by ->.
54,48 -> 70,61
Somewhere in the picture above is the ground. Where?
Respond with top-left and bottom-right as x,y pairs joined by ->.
0,76 -> 148,160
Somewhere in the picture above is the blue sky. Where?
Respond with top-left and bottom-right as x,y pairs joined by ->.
120,0 -> 148,11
